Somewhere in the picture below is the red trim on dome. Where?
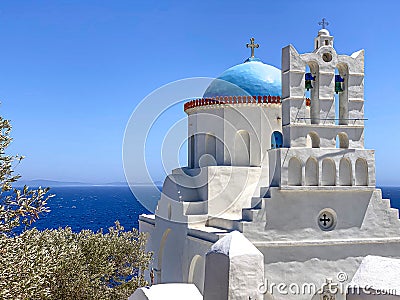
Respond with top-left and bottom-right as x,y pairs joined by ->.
184,95 -> 281,112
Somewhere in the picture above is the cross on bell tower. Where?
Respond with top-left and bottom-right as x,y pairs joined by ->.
318,18 -> 329,29
246,37 -> 259,58
314,19 -> 334,50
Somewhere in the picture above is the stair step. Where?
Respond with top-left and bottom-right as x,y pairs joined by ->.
187,226 -> 228,243
242,208 -> 261,221
389,208 -> 399,219
260,187 -> 272,198
179,199 -> 206,202
186,214 -> 209,226
251,197 -> 263,209
206,217 -> 243,232
382,198 -> 392,209
183,201 -> 207,215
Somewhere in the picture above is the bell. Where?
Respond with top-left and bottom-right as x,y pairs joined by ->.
305,73 -> 315,91
335,75 -> 344,94
335,82 -> 343,93
305,80 -> 313,91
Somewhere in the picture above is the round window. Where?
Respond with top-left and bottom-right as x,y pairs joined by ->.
322,52 -> 332,62
317,209 -> 337,231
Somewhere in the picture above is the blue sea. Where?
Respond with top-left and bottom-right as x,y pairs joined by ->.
25,186 -> 400,233
29,186 -> 161,233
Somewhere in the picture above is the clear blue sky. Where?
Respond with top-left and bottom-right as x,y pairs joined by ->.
1,0 -> 399,185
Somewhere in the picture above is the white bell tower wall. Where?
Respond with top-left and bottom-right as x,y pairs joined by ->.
281,29 -> 365,149
272,29 -> 375,188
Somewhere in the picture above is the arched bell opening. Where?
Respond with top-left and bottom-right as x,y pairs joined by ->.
336,63 -> 349,125
305,65 -> 312,99
334,68 -> 340,125
305,61 -> 319,124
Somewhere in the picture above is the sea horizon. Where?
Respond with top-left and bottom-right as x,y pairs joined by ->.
9,185 -> 400,235
13,179 -> 164,188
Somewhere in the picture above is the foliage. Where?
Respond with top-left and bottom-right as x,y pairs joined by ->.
0,116 -> 152,299
0,115 -> 53,233
0,222 -> 152,299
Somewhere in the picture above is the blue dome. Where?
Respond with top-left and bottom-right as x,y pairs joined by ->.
204,58 -> 281,98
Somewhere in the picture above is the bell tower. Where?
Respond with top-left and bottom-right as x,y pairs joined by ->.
281,21 -> 365,149
271,21 -> 375,188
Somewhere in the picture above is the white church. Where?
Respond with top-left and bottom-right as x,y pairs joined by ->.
129,24 -> 400,300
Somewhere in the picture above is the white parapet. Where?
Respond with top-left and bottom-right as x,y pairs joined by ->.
348,255 -> 400,299
128,283 -> 202,300
203,231 -> 265,300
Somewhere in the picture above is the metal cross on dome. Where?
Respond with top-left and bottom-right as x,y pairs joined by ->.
246,37 -> 259,58
318,18 -> 329,29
